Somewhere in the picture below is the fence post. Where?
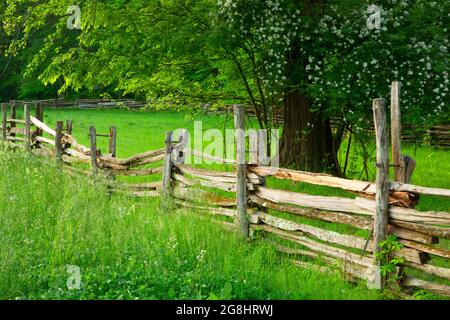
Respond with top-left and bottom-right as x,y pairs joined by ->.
162,131 -> 173,189
390,81 -> 415,183
10,101 -> 16,138
109,126 -> 117,157
24,104 -> 31,152
257,130 -> 268,213
234,104 -> 249,238
89,126 -> 98,175
55,121 -> 64,164
371,98 -> 390,290
161,131 -> 174,210
66,120 -> 73,135
1,103 -> 6,142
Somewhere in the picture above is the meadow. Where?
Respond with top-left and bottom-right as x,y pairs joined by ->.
0,107 -> 448,300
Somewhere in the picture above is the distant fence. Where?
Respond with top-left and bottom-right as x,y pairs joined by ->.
12,98 -> 148,110
1,83 -> 449,298
10,98 -> 450,147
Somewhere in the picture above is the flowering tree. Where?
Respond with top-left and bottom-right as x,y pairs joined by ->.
1,0 -> 448,174
216,0 -> 449,173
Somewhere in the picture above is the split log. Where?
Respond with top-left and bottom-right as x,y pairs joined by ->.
390,220 -> 450,239
250,194 -> 437,244
247,166 -> 450,198
356,197 -> 450,226
175,164 -> 262,185
184,148 -> 237,164
389,181 -> 450,198
64,148 -> 91,162
7,119 -> 26,124
173,173 -> 254,193
103,167 -> 163,176
254,211 -> 428,264
61,154 -> 90,164
30,116 -> 55,136
62,134 -> 90,154
250,194 -> 372,230
34,136 -> 55,146
253,223 -> 373,267
254,186 -> 450,226
173,186 -> 236,207
128,153 -> 165,167
387,225 -> 438,245
176,164 -> 235,181
402,277 -> 450,297
404,262 -> 450,281
399,239 -> 450,259
248,166 -> 418,207
98,160 -> 129,170
100,148 -> 165,166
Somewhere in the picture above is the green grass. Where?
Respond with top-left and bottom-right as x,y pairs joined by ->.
1,107 -> 449,300
0,147 -> 384,300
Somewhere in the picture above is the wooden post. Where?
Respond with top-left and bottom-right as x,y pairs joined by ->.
10,101 -> 16,138
36,102 -> 44,122
161,131 -> 174,210
109,126 -> 117,157
34,103 -> 43,143
89,126 -> 98,175
162,131 -> 173,190
234,104 -> 249,238
400,155 -> 416,184
391,81 -> 416,184
372,98 -> 390,289
55,121 -> 64,164
24,104 -> 31,152
1,103 -> 7,142
257,130 -> 268,213
66,120 -> 73,135
391,81 -> 402,182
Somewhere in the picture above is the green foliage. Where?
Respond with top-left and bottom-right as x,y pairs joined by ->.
2,0 -> 448,129
375,235 -> 404,277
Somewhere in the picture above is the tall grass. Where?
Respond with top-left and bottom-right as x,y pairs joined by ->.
0,147 -> 384,300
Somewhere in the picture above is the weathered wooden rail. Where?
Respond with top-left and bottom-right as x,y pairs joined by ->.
1,83 -> 449,298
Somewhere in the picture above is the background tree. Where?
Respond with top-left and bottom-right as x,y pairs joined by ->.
1,0 -> 448,174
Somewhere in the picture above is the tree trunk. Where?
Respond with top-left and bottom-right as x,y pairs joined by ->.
279,89 -> 341,175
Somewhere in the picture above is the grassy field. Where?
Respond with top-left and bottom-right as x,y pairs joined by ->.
1,107 -> 448,300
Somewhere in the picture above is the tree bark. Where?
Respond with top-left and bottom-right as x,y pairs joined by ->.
280,89 -> 340,175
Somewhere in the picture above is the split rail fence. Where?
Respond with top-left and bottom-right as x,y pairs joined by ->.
1,82 -> 449,297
